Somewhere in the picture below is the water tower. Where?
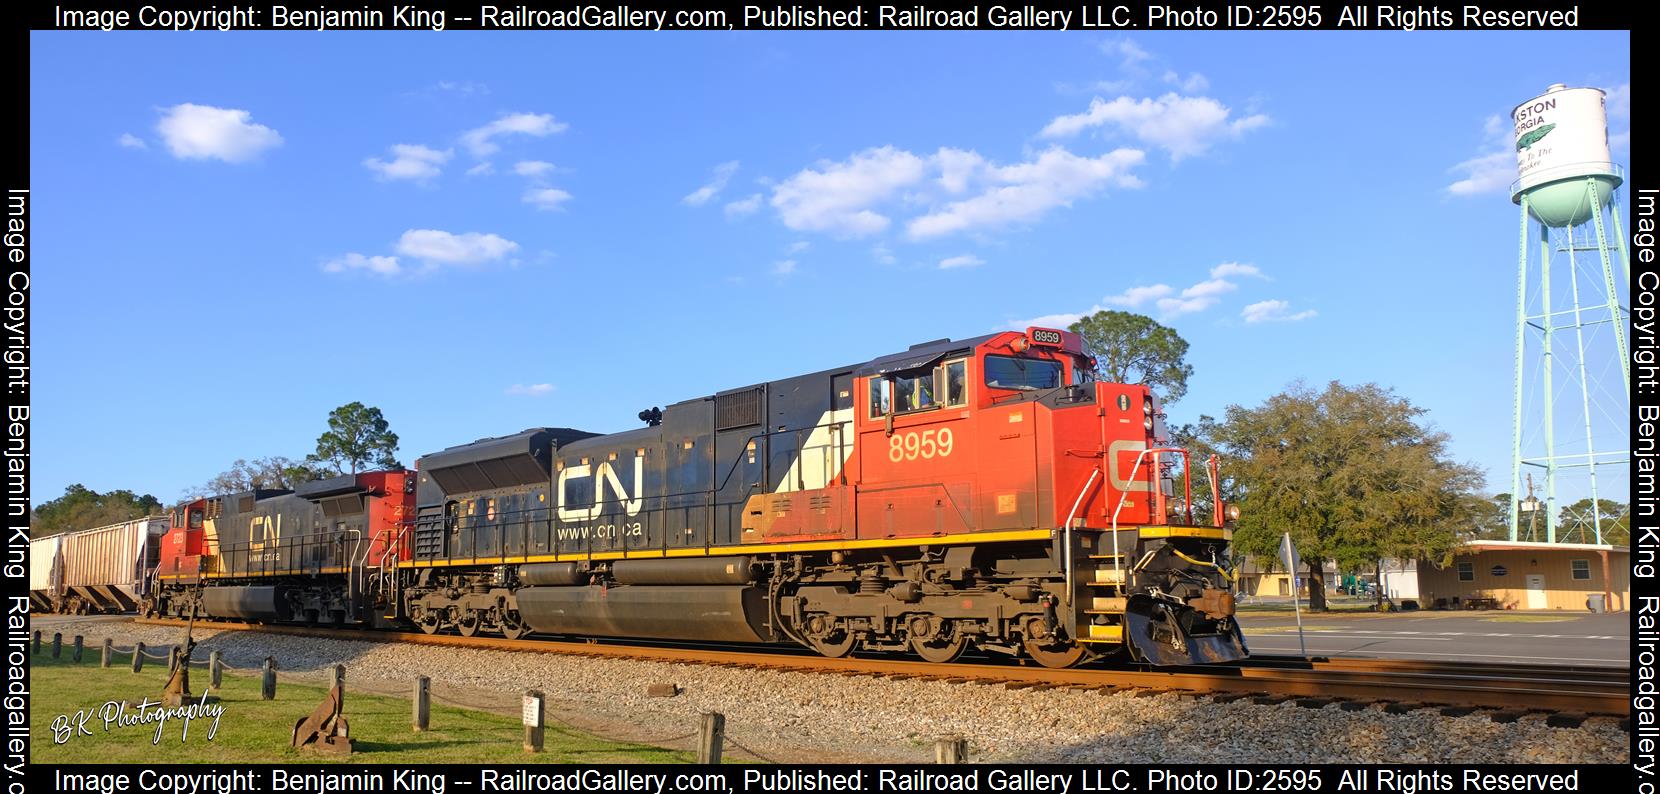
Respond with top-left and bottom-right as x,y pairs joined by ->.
1507,83 -> 1630,543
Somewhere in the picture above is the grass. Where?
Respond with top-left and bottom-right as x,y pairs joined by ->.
1480,614 -> 1580,623
30,650 -> 693,764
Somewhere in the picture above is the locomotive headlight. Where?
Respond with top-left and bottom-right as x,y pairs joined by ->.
1143,416 -> 1154,430
1142,398 -> 1153,414
1224,503 -> 1241,521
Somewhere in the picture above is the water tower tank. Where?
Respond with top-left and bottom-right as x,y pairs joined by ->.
1509,84 -> 1620,227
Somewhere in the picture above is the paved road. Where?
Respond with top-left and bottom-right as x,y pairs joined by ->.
1236,610 -> 1629,666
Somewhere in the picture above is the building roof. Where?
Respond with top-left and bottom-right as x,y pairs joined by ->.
1461,539 -> 1629,553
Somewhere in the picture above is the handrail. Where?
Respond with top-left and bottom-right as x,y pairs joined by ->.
1061,469 -> 1101,606
1110,446 -> 1193,591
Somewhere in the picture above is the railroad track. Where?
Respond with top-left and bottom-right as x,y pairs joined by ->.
135,618 -> 1629,722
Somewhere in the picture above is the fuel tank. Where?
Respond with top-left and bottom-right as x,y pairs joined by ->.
201,586 -> 292,621
516,585 -> 772,643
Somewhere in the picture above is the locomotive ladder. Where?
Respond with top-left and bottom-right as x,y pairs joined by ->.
1079,543 -> 1128,644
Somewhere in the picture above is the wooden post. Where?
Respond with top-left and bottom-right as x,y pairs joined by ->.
51,633 -> 61,659
261,657 -> 276,700
522,689 -> 544,753
73,636 -> 83,663
696,712 -> 725,765
167,645 -> 180,672
332,664 -> 345,693
209,651 -> 222,689
412,676 -> 430,733
132,642 -> 145,673
934,735 -> 968,763
31,630 -> 39,654
101,638 -> 112,668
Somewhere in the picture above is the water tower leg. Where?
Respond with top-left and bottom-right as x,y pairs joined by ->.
1510,198 -> 1530,543
1587,181 -> 1630,393
1540,219 -> 1557,543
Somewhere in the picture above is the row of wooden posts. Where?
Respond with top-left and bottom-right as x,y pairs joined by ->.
35,629 -> 972,763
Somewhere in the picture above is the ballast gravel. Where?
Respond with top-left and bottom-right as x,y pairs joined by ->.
38,618 -> 1628,764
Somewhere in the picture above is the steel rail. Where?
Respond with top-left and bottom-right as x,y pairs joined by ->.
135,618 -> 1628,717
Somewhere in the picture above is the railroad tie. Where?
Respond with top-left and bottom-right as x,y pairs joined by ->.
1382,702 -> 1426,715
1133,689 -> 1170,699
1250,694 -> 1294,706
1294,697 -> 1335,709
1544,712 -> 1587,729
1437,706 -> 1478,718
1335,700 -> 1372,712
1209,692 -> 1253,704
1484,709 -> 1528,724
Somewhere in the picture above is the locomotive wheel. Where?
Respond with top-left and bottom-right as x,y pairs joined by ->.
415,609 -> 442,635
910,632 -> 968,663
1022,636 -> 1088,669
499,613 -> 530,640
807,631 -> 857,658
455,611 -> 480,638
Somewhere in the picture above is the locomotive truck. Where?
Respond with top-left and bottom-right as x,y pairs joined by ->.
150,328 -> 1248,667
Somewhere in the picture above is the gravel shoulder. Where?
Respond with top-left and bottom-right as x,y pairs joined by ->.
35,618 -> 1629,764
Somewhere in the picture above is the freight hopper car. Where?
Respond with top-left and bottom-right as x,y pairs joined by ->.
29,517 -> 168,614
396,328 -> 1248,667
150,471 -> 413,625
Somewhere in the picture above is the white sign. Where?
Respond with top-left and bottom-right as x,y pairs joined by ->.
1512,86 -> 1613,192
521,695 -> 542,728
1279,532 -> 1300,576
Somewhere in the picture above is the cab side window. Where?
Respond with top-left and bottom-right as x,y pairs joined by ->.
942,359 -> 967,406
893,370 -> 937,413
867,377 -> 892,419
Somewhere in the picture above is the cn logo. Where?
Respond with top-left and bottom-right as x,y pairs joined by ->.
557,455 -> 644,522
248,514 -> 281,549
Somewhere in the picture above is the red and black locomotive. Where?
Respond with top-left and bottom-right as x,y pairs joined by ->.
150,328 -> 1248,667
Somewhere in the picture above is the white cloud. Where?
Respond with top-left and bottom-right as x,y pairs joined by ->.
460,112 -> 567,157
466,162 -> 494,176
1103,284 -> 1174,307
872,245 -> 897,265
513,160 -> 556,177
1040,93 -> 1269,160
1446,113 -> 1523,196
935,148 -> 981,194
773,259 -> 797,276
395,229 -> 518,265
506,383 -> 556,396
1163,71 -> 1210,93
1099,38 -> 1152,68
939,254 -> 984,270
323,253 -> 403,277
1010,312 -> 1086,329
724,193 -> 763,218
770,146 -> 928,236
1242,299 -> 1317,324
683,161 -> 739,206
1209,262 -> 1263,279
156,103 -> 282,163
437,80 -> 489,95
363,144 -> 453,182
786,241 -> 811,254
1036,262 -> 1268,323
523,187 -> 573,211
117,133 -> 146,150
906,147 -> 1145,239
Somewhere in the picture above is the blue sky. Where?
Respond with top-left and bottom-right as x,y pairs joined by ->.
30,31 -> 1631,505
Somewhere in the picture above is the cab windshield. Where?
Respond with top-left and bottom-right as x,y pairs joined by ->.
984,355 -> 1063,391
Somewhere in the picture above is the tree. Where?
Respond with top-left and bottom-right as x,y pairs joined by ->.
1068,310 -> 1194,404
1471,493 -> 1518,540
191,455 -> 338,498
30,484 -> 163,536
310,402 -> 402,475
1556,498 -> 1629,545
1196,381 -> 1482,611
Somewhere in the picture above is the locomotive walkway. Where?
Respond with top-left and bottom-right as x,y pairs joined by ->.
136,618 -> 1629,721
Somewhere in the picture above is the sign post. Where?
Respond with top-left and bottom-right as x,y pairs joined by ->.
1280,532 -> 1307,659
